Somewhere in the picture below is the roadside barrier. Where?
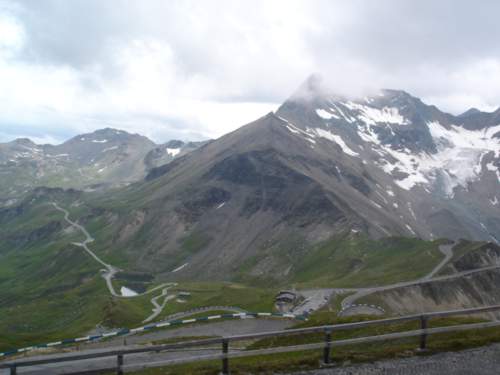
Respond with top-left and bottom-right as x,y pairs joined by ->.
2,305 -> 500,375
0,311 -> 305,358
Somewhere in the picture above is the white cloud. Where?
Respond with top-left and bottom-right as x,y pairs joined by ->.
0,14 -> 24,53
0,0 -> 500,144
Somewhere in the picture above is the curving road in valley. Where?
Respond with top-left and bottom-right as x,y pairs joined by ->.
52,202 -> 122,296
338,243 -> 500,316
51,202 -> 175,322
51,202 -> 473,320
424,243 -> 454,280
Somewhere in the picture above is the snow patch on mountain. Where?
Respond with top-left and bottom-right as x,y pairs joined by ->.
121,286 -> 138,297
278,115 -> 317,144
166,148 -> 181,157
102,146 -> 119,152
172,263 -> 188,273
310,128 -> 359,156
486,162 -> 497,171
354,119 -> 500,196
285,125 -> 301,134
428,122 -> 500,158
342,102 -> 410,125
316,109 -> 339,120
427,122 -> 500,191
405,224 -> 416,235
330,103 -> 357,123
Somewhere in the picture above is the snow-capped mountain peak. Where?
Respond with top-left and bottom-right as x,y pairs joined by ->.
277,78 -> 499,197
271,77 -> 499,243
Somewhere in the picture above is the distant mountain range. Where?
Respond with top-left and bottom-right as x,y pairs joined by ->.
0,129 -> 209,204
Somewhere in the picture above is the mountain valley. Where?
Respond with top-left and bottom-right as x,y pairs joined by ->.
1,76 -> 499,354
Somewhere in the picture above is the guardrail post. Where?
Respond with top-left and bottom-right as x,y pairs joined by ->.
9,365 -> 17,375
323,328 -> 332,365
419,315 -> 428,351
221,339 -> 229,375
117,354 -> 124,375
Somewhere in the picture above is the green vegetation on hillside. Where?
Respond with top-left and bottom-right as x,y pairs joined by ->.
0,195 -> 483,353
293,235 -> 445,287
239,233 -> 446,288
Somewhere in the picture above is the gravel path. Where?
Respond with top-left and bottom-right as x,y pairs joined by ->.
288,342 -> 500,374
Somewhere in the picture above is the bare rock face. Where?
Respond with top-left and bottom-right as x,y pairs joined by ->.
443,242 -> 500,274
372,269 -> 500,316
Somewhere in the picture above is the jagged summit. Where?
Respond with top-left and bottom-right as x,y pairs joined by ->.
65,127 -> 151,143
11,137 -> 38,146
164,140 -> 185,148
0,129 -> 206,202
459,108 -> 483,117
288,75 -> 422,107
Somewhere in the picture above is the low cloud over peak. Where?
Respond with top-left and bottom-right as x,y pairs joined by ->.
1,0 -> 500,143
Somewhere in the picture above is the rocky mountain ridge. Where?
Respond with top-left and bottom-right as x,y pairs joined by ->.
0,128 -> 207,204
273,76 -> 499,242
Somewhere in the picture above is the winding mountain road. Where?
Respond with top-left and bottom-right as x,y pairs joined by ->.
338,243 -> 500,316
51,202 -> 176,322
51,203 -> 476,321
143,289 -> 176,323
52,202 -> 122,296
424,243 -> 454,280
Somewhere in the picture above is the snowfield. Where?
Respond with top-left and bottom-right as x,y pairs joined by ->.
166,148 -> 181,157
280,96 -> 500,198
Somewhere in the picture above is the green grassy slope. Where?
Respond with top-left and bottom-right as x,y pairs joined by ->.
294,235 -> 445,287
238,233 -> 445,288
0,191 -> 476,352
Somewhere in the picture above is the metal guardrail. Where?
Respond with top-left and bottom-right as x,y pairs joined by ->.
161,305 -> 248,321
2,304 -> 500,375
0,311 -> 302,359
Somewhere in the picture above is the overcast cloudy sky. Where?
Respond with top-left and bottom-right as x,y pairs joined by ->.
1,0 -> 500,144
